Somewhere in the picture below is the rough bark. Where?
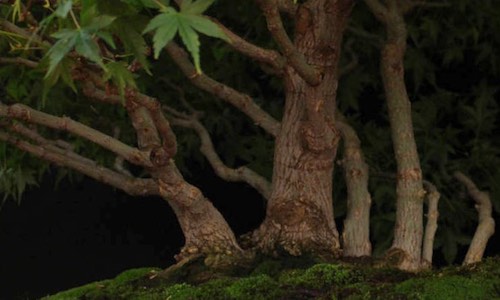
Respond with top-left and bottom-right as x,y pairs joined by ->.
250,0 -> 353,258
125,96 -> 247,267
366,0 -> 425,271
454,172 -> 495,266
156,163 -> 248,268
336,113 -> 372,257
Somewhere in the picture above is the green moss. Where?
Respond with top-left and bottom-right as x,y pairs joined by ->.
42,280 -> 112,300
279,263 -> 352,290
226,274 -> 284,300
394,275 -> 498,300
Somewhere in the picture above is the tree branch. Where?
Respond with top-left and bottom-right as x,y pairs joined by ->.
421,180 -> 440,269
256,0 -> 321,86
363,0 -> 389,23
165,42 -> 280,137
168,109 -> 271,199
210,18 -> 286,73
0,57 -> 39,68
454,171 -> 495,265
0,129 -> 159,197
0,102 -> 153,168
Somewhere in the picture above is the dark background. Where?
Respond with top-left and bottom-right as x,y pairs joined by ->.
0,167 -> 266,300
1,168 -> 498,300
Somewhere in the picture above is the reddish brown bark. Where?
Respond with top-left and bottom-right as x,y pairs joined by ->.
251,0 -> 353,258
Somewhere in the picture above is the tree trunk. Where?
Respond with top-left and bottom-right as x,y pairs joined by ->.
380,10 -> 425,271
336,113 -> 372,257
251,0 -> 353,258
157,162 -> 247,268
126,101 -> 246,268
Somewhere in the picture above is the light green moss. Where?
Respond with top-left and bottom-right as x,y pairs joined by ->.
226,274 -> 284,300
279,263 -> 352,290
394,275 -> 498,300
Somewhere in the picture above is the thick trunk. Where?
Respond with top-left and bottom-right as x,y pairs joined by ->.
251,0 -> 352,258
157,162 -> 247,268
126,101 -> 245,268
380,11 -> 425,271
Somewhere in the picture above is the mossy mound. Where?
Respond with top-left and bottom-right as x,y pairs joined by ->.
43,256 -> 500,300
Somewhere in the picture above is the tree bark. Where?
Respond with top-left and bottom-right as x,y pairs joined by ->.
156,163 -> 247,268
126,97 -> 247,268
251,0 -> 353,258
336,114 -> 372,257
378,5 -> 425,271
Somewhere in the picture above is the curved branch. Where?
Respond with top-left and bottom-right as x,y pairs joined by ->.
0,129 -> 159,197
211,19 -> 286,73
165,42 -> 280,137
0,102 -> 153,168
170,113 -> 271,199
256,0 -> 321,85
0,57 -> 39,68
454,171 -> 495,265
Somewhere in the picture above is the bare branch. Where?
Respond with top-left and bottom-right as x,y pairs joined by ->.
0,57 -> 38,68
0,130 -> 158,197
0,19 -> 49,46
454,171 -> 495,265
421,180 -> 440,269
347,26 -> 383,47
0,102 -> 153,167
210,18 -> 286,73
165,42 -> 280,137
363,0 -> 389,22
256,0 -> 321,85
169,112 -> 271,199
339,40 -> 359,78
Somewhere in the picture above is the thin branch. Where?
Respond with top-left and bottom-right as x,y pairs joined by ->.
454,171 -> 495,265
347,26 -> 383,47
339,39 -> 359,78
421,180 -> 440,269
165,42 -> 280,137
210,18 -> 286,73
363,0 -> 389,23
169,111 -> 271,199
0,57 -> 38,68
0,102 -> 153,168
0,130 -> 159,197
256,0 -> 321,85
0,19 -> 49,46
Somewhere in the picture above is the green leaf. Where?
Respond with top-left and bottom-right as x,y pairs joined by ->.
181,0 -> 215,14
180,14 -> 228,41
46,29 -> 79,76
142,9 -> 178,34
143,11 -> 180,59
177,18 -> 201,73
74,30 -> 106,70
96,31 -> 117,49
111,16 -> 150,72
103,61 -> 137,99
85,15 -> 117,32
55,0 -> 73,18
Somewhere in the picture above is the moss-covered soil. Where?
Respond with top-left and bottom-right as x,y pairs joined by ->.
43,256 -> 500,300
